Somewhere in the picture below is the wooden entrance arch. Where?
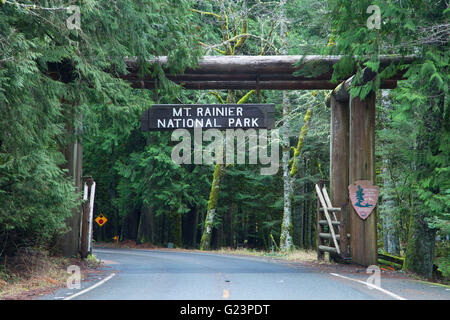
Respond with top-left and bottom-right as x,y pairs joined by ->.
50,55 -> 411,265
122,55 -> 412,266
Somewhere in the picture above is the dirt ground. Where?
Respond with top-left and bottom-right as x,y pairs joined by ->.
0,254 -> 103,300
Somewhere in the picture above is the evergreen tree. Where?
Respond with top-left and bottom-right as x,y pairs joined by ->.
325,0 -> 449,277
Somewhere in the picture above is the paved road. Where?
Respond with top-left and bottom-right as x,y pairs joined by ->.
43,248 -> 450,300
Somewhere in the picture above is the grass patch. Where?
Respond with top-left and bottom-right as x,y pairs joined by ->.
86,254 -> 102,268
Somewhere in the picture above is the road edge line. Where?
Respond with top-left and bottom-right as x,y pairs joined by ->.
330,272 -> 407,300
63,273 -> 116,300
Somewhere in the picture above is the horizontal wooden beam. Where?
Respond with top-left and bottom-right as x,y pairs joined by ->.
124,55 -> 414,75
378,252 -> 404,266
122,55 -> 412,90
318,220 -> 341,226
318,245 -> 338,254
319,233 -> 341,240
128,79 -> 397,90
125,55 -> 337,74
45,56 -> 412,91
122,72 -> 333,82
319,207 -> 342,212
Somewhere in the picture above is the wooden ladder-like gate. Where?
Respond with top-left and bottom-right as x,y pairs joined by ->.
316,182 -> 346,260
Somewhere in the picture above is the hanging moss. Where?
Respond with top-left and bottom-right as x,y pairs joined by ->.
290,107 -> 313,178
237,89 -> 255,104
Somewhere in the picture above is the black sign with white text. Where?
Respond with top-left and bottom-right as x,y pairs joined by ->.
140,104 -> 275,131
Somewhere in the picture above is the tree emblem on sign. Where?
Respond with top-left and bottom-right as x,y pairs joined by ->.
355,185 -> 373,208
348,180 -> 379,220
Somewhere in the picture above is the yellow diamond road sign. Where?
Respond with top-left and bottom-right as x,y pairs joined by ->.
95,214 -> 107,227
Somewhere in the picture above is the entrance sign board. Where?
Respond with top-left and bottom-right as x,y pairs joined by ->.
140,104 -> 275,131
348,180 -> 379,220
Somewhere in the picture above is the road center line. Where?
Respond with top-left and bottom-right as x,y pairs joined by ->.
330,273 -> 406,300
64,273 -> 116,300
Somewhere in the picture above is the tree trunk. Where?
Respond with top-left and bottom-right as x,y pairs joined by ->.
292,205 -> 300,248
306,194 -> 313,249
58,136 -> 82,257
216,219 -> 224,249
169,211 -> 182,248
200,163 -> 225,250
279,90 -> 293,251
404,92 -> 443,278
298,198 -> 305,249
303,160 -> 309,248
162,212 -> 169,245
280,139 -> 293,251
137,205 -> 154,245
225,204 -> 234,247
183,206 -> 198,248
121,210 -> 140,241
192,207 -> 199,247
243,209 -> 249,247
404,211 -> 436,278
279,0 -> 293,253
381,164 -> 400,255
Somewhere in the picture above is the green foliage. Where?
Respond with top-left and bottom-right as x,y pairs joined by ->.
436,257 -> 450,279
0,7 -> 76,253
0,0 -> 201,255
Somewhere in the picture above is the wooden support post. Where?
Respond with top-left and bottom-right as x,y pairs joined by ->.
88,181 -> 96,254
349,91 -> 377,266
316,186 -> 324,261
80,177 -> 94,259
329,93 -> 350,258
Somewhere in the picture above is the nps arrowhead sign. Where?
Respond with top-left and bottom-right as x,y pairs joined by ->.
140,104 -> 275,131
95,214 -> 108,227
348,180 -> 379,220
